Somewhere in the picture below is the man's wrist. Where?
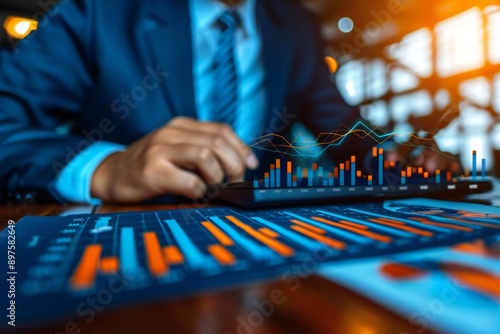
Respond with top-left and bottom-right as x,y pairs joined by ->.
90,152 -> 121,202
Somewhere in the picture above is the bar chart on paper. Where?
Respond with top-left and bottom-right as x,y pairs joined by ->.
4,199 -> 500,327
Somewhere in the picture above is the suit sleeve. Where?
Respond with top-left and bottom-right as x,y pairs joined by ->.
295,13 -> 374,168
0,0 -> 97,202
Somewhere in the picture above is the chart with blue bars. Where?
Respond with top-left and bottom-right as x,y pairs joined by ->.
3,198 -> 500,326
253,150 -> 487,188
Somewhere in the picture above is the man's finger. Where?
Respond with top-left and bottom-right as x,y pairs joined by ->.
161,144 -> 226,185
168,117 -> 259,170
155,129 -> 246,181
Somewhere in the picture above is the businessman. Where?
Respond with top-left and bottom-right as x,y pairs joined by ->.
0,0 -> 450,204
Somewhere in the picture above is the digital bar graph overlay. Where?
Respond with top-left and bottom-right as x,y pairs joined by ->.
5,199 -> 500,326
253,150 -> 487,188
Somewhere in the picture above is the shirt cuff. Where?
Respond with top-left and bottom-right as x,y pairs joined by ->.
54,141 -> 126,204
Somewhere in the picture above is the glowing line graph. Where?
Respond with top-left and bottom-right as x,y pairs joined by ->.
248,121 -> 448,158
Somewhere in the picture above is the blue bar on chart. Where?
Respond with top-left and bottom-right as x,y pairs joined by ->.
276,159 -> 281,188
378,148 -> 384,185
209,216 -> 276,261
287,161 -> 292,187
482,159 -> 486,179
120,227 -> 144,278
328,172 -> 334,186
164,219 -> 215,271
351,155 -> 356,186
472,150 -> 477,180
436,170 -> 441,184
270,165 -> 275,188
340,164 -> 345,186
251,217 -> 321,251
308,168 -> 313,187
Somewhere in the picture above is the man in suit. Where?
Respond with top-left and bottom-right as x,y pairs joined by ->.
0,0 -> 448,204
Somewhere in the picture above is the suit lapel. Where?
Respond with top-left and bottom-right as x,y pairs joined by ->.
143,0 -> 197,119
257,0 -> 292,118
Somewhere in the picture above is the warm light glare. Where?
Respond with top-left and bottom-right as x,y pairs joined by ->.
486,6 -> 500,64
3,16 -> 38,39
324,56 -> 339,73
436,7 -> 484,77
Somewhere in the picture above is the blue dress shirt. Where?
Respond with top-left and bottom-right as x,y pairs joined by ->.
55,0 -> 266,203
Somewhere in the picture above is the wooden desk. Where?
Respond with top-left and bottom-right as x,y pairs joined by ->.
1,204 -> 434,334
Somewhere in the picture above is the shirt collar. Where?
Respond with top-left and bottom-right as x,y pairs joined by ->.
190,0 -> 257,36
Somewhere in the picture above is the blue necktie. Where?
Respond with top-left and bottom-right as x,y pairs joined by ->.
212,10 -> 240,128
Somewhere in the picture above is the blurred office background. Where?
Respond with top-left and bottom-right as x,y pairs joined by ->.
1,0 -> 500,174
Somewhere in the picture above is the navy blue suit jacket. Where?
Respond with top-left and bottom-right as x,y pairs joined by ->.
0,0 -> 365,203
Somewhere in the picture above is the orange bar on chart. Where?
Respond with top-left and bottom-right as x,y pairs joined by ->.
409,217 -> 472,232
202,221 -> 234,246
313,163 -> 318,171
340,163 -> 345,170
259,227 -> 280,238
418,167 -> 423,175
351,155 -> 356,163
100,256 -> 119,274
302,168 -> 308,179
407,167 -> 412,178
356,171 -> 362,178
372,147 -> 378,157
163,245 -> 185,265
369,218 -> 433,237
70,244 -> 102,290
290,219 -> 326,234
335,220 -> 368,230
291,225 -> 346,250
440,263 -> 500,297
368,175 -> 373,182
423,172 -> 429,179
143,232 -> 169,277
334,167 -> 339,179
208,244 -> 236,266
312,217 -> 392,243
287,161 -> 292,173
226,216 -> 294,257
276,159 -> 281,169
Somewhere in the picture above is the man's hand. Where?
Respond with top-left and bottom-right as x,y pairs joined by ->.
91,117 -> 259,202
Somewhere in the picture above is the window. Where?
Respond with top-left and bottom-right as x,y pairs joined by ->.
436,7 -> 485,77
